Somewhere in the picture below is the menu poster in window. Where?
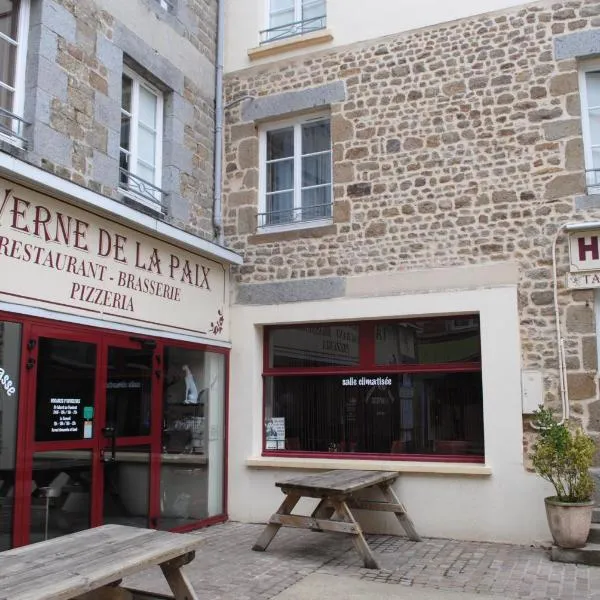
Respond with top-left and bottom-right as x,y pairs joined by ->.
265,417 -> 285,450
36,396 -> 92,441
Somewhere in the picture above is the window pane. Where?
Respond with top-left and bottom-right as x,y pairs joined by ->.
302,120 -> 330,154
160,348 -> 226,528
267,128 -> 294,160
375,316 -> 481,365
302,152 -> 331,187
266,191 -> 294,225
137,126 -> 156,168
271,0 -> 294,11
269,325 -> 360,368
589,109 -> 600,146
586,71 -> 600,108
0,0 -> 19,41
0,320 -> 21,550
0,88 -> 13,124
121,75 -> 132,112
592,148 -> 600,173
120,115 -> 130,152
302,0 -> 325,21
34,339 -> 97,442
0,37 -> 16,89
138,85 -> 157,129
264,372 -> 483,456
137,162 -> 155,186
267,158 -> 293,192
301,186 -> 331,219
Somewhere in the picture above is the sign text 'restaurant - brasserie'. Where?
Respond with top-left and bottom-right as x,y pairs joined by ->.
0,188 -> 211,314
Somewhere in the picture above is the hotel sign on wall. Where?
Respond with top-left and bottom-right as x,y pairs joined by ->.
567,229 -> 600,289
0,179 -> 227,339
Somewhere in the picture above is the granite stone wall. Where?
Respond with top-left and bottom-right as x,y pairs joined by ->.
222,0 -> 600,459
21,0 -> 217,237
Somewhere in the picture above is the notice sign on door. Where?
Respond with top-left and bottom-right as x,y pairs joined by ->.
51,398 -> 81,434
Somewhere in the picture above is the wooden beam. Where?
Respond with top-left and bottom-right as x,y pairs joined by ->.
252,493 -> 301,551
160,563 -> 199,600
378,483 -> 422,542
347,498 -> 406,513
269,513 -> 358,534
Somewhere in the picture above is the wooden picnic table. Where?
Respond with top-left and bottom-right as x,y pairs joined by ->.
252,469 -> 421,569
0,524 -> 202,600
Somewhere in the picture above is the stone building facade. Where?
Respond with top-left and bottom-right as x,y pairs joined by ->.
221,0 -> 600,542
223,0 -> 600,452
10,0 -> 217,236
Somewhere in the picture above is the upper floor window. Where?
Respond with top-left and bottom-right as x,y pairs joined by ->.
119,68 -> 165,209
0,0 -> 30,147
258,114 -> 332,229
262,0 -> 326,44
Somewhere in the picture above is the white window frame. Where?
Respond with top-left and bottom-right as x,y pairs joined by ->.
579,59 -> 600,195
264,0 -> 326,41
119,66 -> 164,211
258,112 -> 332,233
0,0 -> 30,147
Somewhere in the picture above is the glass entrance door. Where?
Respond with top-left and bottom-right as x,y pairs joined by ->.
24,327 -> 161,543
101,342 -> 159,528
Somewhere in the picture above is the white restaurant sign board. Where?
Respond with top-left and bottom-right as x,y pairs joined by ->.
0,178 -> 227,339
567,229 -> 600,289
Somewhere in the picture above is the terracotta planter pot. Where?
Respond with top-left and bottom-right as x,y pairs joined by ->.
544,496 -> 594,549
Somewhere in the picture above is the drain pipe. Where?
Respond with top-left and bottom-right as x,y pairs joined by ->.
213,0 -> 225,245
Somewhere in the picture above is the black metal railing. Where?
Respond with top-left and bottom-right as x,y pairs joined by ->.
260,15 -> 326,44
257,202 -> 332,228
119,168 -> 167,208
0,107 -> 29,148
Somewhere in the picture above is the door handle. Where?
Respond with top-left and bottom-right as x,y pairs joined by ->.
101,425 -> 117,462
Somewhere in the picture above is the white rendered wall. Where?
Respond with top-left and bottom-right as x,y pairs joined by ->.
225,0 -> 535,72
227,285 -> 553,544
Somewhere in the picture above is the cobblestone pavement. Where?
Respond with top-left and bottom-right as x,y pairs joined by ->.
124,522 -> 600,600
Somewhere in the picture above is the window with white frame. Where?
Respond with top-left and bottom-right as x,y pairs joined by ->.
263,0 -> 326,43
119,68 -> 164,207
259,115 -> 332,228
580,62 -> 600,194
0,0 -> 30,146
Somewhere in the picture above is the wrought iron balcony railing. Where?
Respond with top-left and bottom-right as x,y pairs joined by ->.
257,201 -> 332,228
0,107 -> 29,148
260,15 -> 326,44
119,168 -> 167,209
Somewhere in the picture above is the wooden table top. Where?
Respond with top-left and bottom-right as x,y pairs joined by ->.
0,524 -> 202,600
275,469 -> 399,495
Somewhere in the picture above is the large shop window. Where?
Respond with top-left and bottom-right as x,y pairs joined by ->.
0,0 -> 30,146
119,67 -> 165,209
263,0 -> 326,43
259,114 -> 332,229
263,317 -> 484,461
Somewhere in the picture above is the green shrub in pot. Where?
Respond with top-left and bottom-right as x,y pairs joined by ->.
530,406 -> 596,548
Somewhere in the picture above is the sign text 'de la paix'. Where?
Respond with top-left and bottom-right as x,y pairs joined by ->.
0,181 -> 225,336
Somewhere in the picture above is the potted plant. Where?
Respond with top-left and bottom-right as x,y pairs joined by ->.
531,406 -> 596,549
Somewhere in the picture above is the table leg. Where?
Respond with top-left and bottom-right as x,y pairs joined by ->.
310,498 -> 335,531
378,482 -> 422,542
161,564 -> 199,600
252,492 -> 301,552
331,499 -> 379,569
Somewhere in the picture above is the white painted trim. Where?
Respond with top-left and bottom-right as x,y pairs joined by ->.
13,0 -> 30,118
245,455 -> 492,475
0,300 -> 232,348
0,152 -> 243,264
257,217 -> 333,234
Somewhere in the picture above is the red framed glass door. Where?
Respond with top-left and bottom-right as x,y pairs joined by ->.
17,323 -> 163,544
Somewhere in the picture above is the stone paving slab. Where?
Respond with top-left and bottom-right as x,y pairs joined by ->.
123,522 -> 600,600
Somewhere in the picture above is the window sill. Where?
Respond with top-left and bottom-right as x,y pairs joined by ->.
245,455 -> 492,476
249,221 -> 336,244
248,29 -> 334,61
118,188 -> 165,214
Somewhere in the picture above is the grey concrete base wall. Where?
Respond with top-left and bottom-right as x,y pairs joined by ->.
20,0 -> 217,239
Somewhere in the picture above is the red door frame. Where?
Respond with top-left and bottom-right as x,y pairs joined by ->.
3,309 -> 229,547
